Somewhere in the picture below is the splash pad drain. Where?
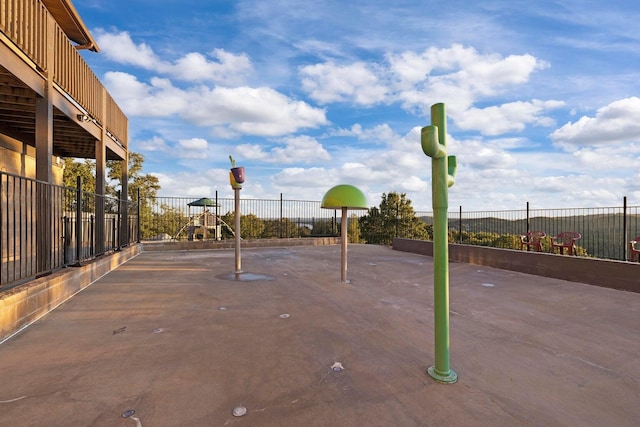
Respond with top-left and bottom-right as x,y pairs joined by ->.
217,272 -> 275,282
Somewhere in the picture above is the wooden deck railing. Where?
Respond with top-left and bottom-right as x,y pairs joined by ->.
52,23 -> 104,121
106,91 -> 128,146
0,0 -> 127,147
0,0 -> 48,69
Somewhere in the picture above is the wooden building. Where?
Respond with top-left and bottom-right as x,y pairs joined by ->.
0,0 -> 128,186
1,0 -> 130,280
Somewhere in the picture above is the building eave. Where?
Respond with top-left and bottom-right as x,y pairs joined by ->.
41,0 -> 100,52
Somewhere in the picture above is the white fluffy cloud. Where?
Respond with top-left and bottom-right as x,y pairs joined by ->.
335,123 -> 399,145
388,44 -> 545,95
138,136 -> 169,152
300,61 -> 387,105
272,167 -> 337,188
188,86 -> 328,136
95,30 -> 253,85
177,138 -> 209,159
103,73 -> 187,116
456,100 -> 565,135
103,72 -> 328,136
94,30 -> 159,68
152,169 -> 231,198
299,44 -> 557,136
454,138 -> 518,169
171,49 -> 252,85
551,97 -> 640,148
236,135 -> 330,164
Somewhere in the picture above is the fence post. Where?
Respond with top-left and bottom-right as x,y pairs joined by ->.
280,193 -> 283,238
63,216 -> 69,264
75,176 -> 83,264
458,206 -> 462,243
120,192 -> 128,248
395,203 -> 399,238
623,196 -> 628,261
90,215 -> 94,256
526,201 -> 530,235
215,190 -> 219,240
116,191 -> 121,250
137,188 -> 141,243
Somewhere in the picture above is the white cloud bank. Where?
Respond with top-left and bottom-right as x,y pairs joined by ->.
95,30 -> 253,85
103,71 -> 328,137
91,26 -> 639,210
551,97 -> 640,148
96,30 -> 328,137
299,44 -> 562,136
237,135 -> 331,164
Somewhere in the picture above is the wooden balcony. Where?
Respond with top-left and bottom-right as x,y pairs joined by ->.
0,0 -> 127,163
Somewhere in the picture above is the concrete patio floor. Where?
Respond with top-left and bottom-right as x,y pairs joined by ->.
0,244 -> 639,426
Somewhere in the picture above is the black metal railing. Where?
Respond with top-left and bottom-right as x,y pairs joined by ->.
1,171 -> 139,290
415,198 -> 640,260
4,176 -> 639,291
145,194 -> 639,262
143,193 -> 340,241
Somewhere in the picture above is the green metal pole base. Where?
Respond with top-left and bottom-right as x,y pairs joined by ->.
427,366 -> 458,384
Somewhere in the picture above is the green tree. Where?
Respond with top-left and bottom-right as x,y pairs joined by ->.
348,213 -> 362,243
107,153 -> 160,238
311,218 -> 339,236
62,153 -> 161,239
359,192 -> 430,245
62,158 -> 96,191
494,234 -> 521,250
260,219 -> 280,238
221,212 -> 265,239
358,206 -> 384,244
62,158 -> 96,211
261,218 -> 305,238
151,204 -> 188,239
466,231 -> 500,246
107,152 -> 160,202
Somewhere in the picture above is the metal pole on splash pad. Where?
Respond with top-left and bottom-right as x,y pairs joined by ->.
229,156 -> 245,274
320,185 -> 368,283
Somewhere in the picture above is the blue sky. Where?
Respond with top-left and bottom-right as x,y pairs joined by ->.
75,0 -> 640,211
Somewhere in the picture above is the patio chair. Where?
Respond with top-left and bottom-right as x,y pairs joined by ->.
630,236 -> 640,262
520,231 -> 546,252
550,232 -> 581,255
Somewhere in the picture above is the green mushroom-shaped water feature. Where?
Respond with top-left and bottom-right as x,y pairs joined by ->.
321,185 -> 368,283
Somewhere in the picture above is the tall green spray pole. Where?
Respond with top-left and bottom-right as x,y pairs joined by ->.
421,103 -> 458,383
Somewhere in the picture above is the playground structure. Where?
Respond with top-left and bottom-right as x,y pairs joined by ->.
170,197 -> 236,241
173,210 -> 236,241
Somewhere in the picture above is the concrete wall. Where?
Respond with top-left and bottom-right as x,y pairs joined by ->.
0,245 -> 142,343
393,238 -> 640,293
0,133 -> 64,183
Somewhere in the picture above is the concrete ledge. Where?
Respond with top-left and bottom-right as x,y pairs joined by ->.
393,238 -> 640,293
0,244 -> 142,343
142,236 -> 340,252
